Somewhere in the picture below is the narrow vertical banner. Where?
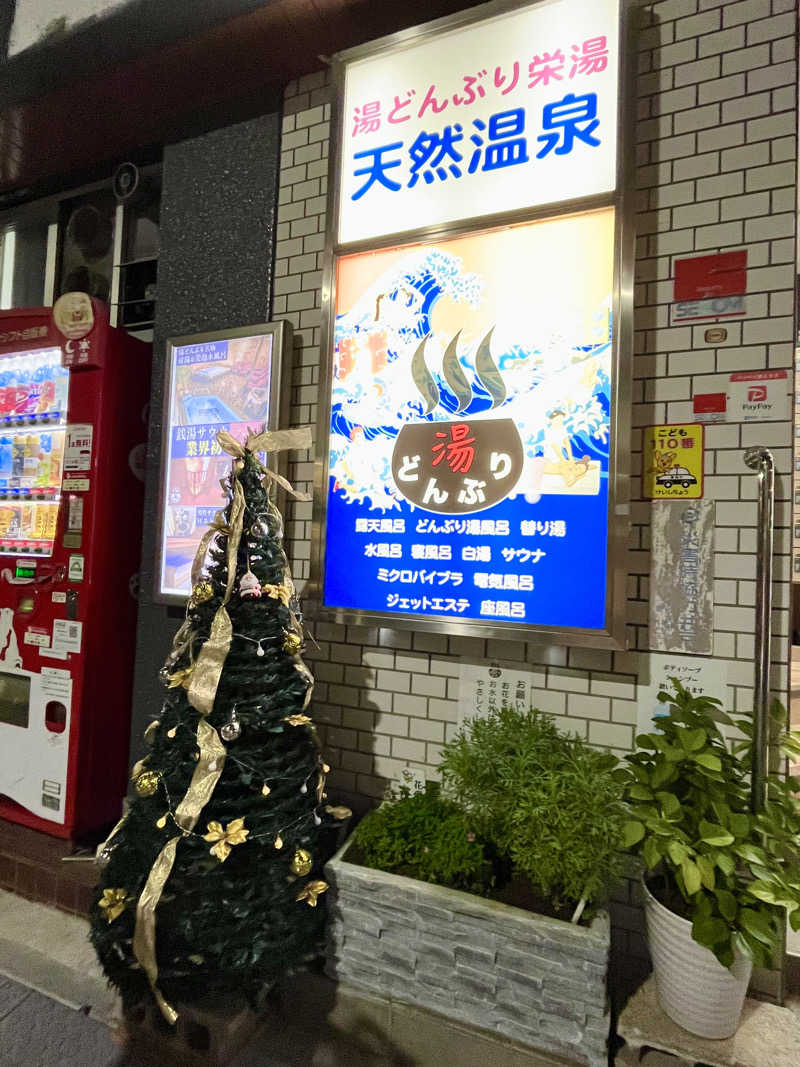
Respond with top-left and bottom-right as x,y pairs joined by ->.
649,499 -> 715,655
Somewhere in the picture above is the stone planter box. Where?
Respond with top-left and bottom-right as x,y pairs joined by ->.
324,835 -> 611,1067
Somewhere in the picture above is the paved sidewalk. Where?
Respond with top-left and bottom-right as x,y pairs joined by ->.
0,976 -> 123,1067
0,974 -> 369,1067
0,888 -> 572,1067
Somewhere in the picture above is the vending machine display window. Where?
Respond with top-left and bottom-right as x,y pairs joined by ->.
0,671 -> 30,729
156,321 -> 291,604
0,346 -> 68,558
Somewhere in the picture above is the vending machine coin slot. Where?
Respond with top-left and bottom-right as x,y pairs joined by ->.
45,701 -> 67,734
66,590 -> 78,621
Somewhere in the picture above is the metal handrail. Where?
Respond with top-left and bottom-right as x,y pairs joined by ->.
743,446 -> 775,815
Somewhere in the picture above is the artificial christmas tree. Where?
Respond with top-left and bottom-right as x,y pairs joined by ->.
90,427 -> 346,1025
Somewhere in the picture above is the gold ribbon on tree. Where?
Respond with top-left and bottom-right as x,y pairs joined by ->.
131,425 -> 313,1023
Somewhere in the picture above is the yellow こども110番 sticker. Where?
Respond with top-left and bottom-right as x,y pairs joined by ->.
643,423 -> 704,500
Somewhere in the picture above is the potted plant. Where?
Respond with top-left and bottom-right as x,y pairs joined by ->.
325,707 -> 627,1067
620,682 -> 800,1039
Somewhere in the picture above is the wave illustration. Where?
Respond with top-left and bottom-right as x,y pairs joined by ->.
330,247 -> 612,511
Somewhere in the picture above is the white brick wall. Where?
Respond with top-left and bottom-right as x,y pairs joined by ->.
275,0 -> 797,807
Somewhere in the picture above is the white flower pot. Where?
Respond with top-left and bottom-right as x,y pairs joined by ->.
644,880 -> 752,1039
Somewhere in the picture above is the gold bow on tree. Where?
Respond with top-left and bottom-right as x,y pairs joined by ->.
203,818 -> 250,862
99,888 -> 131,923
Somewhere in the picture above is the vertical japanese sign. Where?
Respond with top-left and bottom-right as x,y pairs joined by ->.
318,0 -> 628,643
157,330 -> 274,601
649,499 -> 715,655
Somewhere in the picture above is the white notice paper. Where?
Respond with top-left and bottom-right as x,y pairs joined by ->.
51,619 -> 82,654
64,424 -> 93,472
459,659 -> 541,724
637,653 -> 728,737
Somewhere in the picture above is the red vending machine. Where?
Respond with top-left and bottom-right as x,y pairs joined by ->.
0,295 -> 150,839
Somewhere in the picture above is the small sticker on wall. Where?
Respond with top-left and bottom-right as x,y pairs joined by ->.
62,478 -> 89,492
52,591 -> 66,604
398,766 -> 426,794
642,424 -> 704,500
52,619 -> 82,654
68,555 -> 84,582
693,393 -> 726,423
727,370 -> 790,423
670,251 -> 747,324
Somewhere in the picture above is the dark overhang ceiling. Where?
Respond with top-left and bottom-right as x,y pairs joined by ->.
0,0 -> 488,198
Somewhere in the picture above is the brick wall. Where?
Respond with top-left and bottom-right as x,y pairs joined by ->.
274,0 -> 797,822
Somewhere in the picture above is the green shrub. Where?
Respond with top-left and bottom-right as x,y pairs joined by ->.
621,682 -> 800,969
353,783 -> 491,893
439,707 -> 626,909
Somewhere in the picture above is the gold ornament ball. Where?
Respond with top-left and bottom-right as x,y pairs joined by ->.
192,581 -> 214,604
134,770 -> 161,797
290,848 -> 313,877
283,632 -> 302,654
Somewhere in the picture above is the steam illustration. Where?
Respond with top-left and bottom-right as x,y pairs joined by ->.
474,328 -> 506,408
411,327 -> 506,416
411,336 -> 440,415
442,331 -> 471,414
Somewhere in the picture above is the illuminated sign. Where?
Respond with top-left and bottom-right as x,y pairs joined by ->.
155,324 -> 290,603
318,0 -> 630,644
338,0 -> 620,245
322,210 -> 615,630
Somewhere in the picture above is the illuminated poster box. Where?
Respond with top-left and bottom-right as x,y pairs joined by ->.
323,210 -> 615,631
315,0 -> 633,646
155,322 -> 291,604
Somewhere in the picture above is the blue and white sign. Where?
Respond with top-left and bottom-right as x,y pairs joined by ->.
338,0 -> 620,244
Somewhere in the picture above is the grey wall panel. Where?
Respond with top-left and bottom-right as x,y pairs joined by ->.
129,106 -> 281,767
